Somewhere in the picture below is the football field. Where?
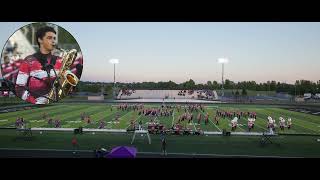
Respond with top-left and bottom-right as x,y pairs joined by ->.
0,103 -> 319,135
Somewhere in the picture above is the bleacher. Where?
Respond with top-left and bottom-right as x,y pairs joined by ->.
117,89 -> 219,100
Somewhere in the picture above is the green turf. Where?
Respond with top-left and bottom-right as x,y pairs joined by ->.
0,129 -> 319,157
0,103 -> 319,135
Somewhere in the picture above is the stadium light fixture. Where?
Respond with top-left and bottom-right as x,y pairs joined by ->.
109,59 -> 119,99
109,59 -> 119,84
109,59 -> 119,64
218,58 -> 229,64
217,58 -> 229,99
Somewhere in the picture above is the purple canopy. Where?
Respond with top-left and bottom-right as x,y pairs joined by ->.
106,146 -> 137,158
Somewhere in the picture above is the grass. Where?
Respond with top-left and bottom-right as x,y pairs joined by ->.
0,129 -> 319,157
0,102 -> 320,157
0,103 -> 319,135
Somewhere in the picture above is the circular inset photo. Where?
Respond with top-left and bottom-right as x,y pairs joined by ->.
1,22 -> 83,104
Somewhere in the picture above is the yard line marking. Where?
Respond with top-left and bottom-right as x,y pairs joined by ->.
185,108 -> 197,131
109,110 -> 133,129
171,110 -> 175,127
232,107 -> 268,132
191,117 -> 197,132
250,121 -> 268,131
199,110 -> 221,132
30,120 -> 45,123
266,108 -> 320,126
125,114 -> 142,129
236,119 -> 246,132
208,118 -> 221,132
119,111 -> 132,120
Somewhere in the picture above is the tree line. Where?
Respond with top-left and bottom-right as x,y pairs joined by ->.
75,79 -> 320,96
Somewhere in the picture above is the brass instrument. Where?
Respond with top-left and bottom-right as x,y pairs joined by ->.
47,47 -> 79,102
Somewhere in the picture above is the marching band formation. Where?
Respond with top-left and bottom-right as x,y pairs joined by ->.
14,103 -> 293,135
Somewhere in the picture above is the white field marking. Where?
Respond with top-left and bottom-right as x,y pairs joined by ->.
186,108 -> 197,131
227,122 -> 245,131
205,106 -> 219,109
250,120 -> 268,131
287,121 -> 319,133
290,117 -> 320,127
0,120 -> 8,122
135,152 -> 303,158
232,119 -> 246,132
0,148 -> 301,158
191,120 -> 197,131
99,109 -> 118,124
106,124 -> 112,128
107,121 -> 120,124
125,114 -> 142,129
30,120 -> 45,123
154,116 -> 158,123
109,110 -> 132,128
312,112 -> 320,115
118,111 -> 132,121
67,121 -> 82,123
171,110 -> 175,127
199,110 -> 221,132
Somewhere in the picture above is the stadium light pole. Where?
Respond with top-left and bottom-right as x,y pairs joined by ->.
109,59 -> 119,99
218,58 -> 229,100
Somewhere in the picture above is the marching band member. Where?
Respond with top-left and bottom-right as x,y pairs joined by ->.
267,116 -> 274,129
197,113 -> 202,125
251,118 -> 255,129
205,113 -> 209,125
267,116 -> 275,134
279,117 -> 286,130
214,115 -> 219,125
15,26 -> 62,104
287,118 -> 292,129
231,117 -> 238,131
248,118 -> 253,132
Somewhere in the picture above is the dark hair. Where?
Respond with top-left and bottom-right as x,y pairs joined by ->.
36,26 -> 56,48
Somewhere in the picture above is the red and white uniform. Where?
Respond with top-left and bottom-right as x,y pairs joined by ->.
287,118 -> 292,128
15,53 -> 62,104
267,117 -> 274,128
232,120 -> 237,128
70,56 -> 83,78
248,119 -> 253,128
2,59 -> 24,83
2,61 -> 15,81
11,59 -> 23,83
279,117 -> 286,128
